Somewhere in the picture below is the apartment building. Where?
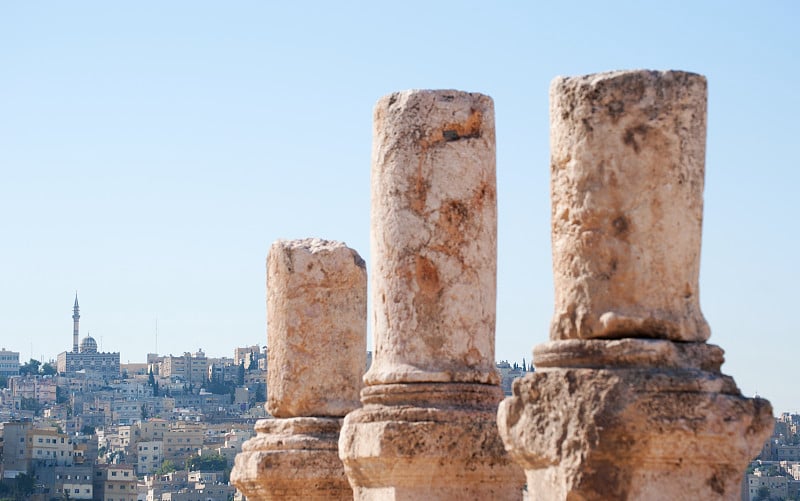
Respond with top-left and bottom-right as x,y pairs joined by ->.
94,464 -> 137,501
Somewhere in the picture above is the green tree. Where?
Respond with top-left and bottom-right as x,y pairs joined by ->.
254,384 -> 266,403
755,485 -> 770,501
237,362 -> 245,385
11,473 -> 35,497
187,452 -> 227,472
206,378 -> 234,396
20,397 -> 42,415
0,375 -> 6,389
148,368 -> 160,396
56,385 -> 69,404
19,359 -> 41,376
41,362 -> 57,376
80,425 -> 96,435
155,459 -> 177,476
141,403 -> 149,420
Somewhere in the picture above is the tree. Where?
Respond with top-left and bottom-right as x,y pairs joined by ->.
19,359 -> 41,376
254,384 -> 266,403
0,375 -> 6,389
755,485 -> 770,501
141,404 -> 149,420
206,379 -> 234,396
248,352 -> 257,371
237,362 -> 245,386
187,452 -> 227,472
10,473 -> 35,497
56,385 -> 69,404
80,425 -> 96,435
148,368 -> 159,396
41,362 -> 57,376
20,397 -> 42,415
155,459 -> 177,476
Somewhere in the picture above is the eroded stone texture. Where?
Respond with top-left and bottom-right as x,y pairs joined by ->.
340,89 -> 524,500
498,358 -> 773,501
231,417 -> 352,500
366,89 -> 498,385
497,70 -> 773,501
267,238 -> 366,418
549,70 -> 709,342
232,238 -> 366,500
342,384 -> 520,500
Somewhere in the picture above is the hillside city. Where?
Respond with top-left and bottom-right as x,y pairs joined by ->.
0,298 -> 534,500
0,297 -> 792,500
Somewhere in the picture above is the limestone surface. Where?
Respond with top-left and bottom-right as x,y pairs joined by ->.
232,417 -> 351,500
267,238 -> 367,418
549,70 -> 710,342
341,89 -> 524,500
497,69 -> 773,501
340,383 -> 525,500
366,89 -> 499,385
498,360 -> 773,500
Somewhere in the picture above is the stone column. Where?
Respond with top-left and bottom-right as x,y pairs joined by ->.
497,70 -> 773,500
339,90 -> 525,500
232,238 -> 366,500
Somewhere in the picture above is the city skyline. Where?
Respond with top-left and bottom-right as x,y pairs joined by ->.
2,2 -> 798,414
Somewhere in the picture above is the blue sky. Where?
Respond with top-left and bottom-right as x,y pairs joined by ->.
1,2 -> 797,412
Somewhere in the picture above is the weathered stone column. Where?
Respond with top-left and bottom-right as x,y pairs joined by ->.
232,238 -> 366,500
339,90 -> 525,500
497,70 -> 773,500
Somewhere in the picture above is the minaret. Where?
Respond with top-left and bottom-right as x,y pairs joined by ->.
72,293 -> 80,353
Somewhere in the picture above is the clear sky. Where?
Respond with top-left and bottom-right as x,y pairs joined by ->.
1,2 -> 797,412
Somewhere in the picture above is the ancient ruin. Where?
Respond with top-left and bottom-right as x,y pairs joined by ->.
497,70 -> 773,500
231,238 -> 366,500
337,90 -> 525,500
232,73 -> 771,500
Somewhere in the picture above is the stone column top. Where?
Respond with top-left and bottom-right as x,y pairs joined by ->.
267,238 -> 367,418
549,69 -> 710,342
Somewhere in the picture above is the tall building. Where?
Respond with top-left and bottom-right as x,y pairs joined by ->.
56,295 -> 120,380
73,292 -> 80,353
158,350 -> 208,386
0,348 -> 20,378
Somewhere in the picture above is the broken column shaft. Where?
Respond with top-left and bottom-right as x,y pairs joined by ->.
232,238 -> 366,500
339,89 -> 524,500
497,70 -> 773,500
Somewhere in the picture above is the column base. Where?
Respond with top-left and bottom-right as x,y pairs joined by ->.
231,417 -> 351,500
339,382 -> 525,500
497,339 -> 773,501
